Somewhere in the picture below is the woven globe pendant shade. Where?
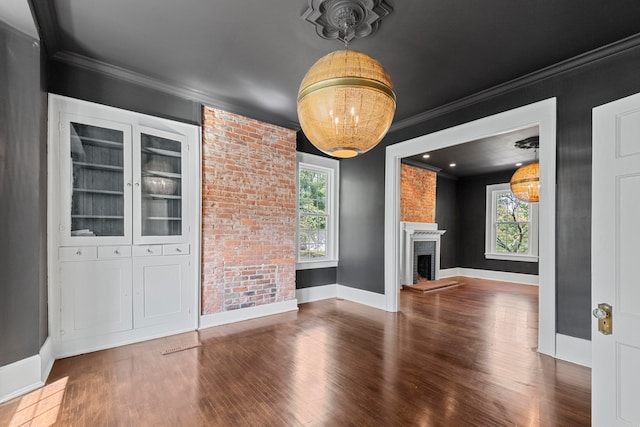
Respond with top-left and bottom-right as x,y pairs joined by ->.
297,50 -> 396,158
510,161 -> 540,202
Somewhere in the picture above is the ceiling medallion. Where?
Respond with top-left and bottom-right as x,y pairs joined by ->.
302,0 -> 393,43
298,0 -> 396,158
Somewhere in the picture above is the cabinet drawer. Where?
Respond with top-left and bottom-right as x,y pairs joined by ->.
133,245 -> 163,257
59,246 -> 98,262
163,243 -> 190,256
98,246 -> 132,259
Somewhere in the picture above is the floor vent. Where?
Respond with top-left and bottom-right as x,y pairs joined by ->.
161,343 -> 202,355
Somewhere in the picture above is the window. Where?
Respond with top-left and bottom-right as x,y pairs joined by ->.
485,183 -> 538,262
296,153 -> 339,269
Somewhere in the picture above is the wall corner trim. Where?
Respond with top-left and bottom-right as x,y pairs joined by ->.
0,338 -> 54,404
555,334 -> 591,368
199,300 -> 299,330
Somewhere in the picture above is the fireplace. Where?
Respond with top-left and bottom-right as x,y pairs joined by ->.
416,253 -> 433,282
401,222 -> 446,285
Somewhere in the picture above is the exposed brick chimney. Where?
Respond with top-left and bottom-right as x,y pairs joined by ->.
201,106 -> 297,315
400,163 -> 437,223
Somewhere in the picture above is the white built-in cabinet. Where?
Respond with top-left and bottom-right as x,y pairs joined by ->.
48,95 -> 200,357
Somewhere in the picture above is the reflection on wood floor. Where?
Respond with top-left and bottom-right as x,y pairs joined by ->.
0,277 -> 591,426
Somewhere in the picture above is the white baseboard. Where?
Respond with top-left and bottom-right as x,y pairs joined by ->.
439,268 -> 460,278
199,299 -> 299,329
337,285 -> 386,311
296,284 -> 338,304
555,334 -> 591,367
296,284 -> 386,311
443,267 -> 539,286
0,337 -> 54,404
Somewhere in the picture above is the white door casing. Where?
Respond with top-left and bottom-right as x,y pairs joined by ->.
384,98 -> 557,356
592,92 -> 640,426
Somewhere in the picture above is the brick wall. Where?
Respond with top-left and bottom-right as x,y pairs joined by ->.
201,106 -> 297,315
400,164 -> 437,223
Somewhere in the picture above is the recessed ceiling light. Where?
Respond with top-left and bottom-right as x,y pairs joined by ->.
515,162 -> 523,167
449,163 -> 456,167
422,154 -> 430,159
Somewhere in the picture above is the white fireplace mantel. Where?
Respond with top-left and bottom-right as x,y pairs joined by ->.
401,222 -> 446,285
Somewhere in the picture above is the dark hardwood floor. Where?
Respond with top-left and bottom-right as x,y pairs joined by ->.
0,278 -> 591,426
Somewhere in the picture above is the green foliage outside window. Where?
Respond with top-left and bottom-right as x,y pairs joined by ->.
299,169 -> 328,259
495,191 -> 530,254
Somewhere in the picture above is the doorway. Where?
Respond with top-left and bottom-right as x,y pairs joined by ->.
383,98 -> 557,356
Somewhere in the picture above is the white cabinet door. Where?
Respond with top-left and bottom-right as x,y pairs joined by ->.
132,126 -> 189,245
592,91 -> 640,426
132,255 -> 193,328
60,259 -> 133,340
59,113 -> 133,246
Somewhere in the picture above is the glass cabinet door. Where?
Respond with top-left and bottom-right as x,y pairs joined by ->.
60,114 -> 132,245
133,127 -> 188,243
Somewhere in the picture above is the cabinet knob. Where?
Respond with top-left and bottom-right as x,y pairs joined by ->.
135,182 -> 140,187
176,248 -> 182,253
76,250 -> 82,256
127,182 -> 132,187
114,250 -> 120,255
147,248 -> 153,253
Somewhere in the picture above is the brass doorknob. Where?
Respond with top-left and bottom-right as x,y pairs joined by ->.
593,303 -> 612,335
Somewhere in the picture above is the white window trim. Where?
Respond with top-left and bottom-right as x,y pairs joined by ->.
485,182 -> 539,262
296,152 -> 339,270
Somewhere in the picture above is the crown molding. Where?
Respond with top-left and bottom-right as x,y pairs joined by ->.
389,32 -> 640,133
50,31 -> 640,134
50,50 -> 300,131
27,0 -> 60,54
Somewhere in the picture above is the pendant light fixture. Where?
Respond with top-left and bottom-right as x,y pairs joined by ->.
510,137 -> 540,203
298,0 -> 396,158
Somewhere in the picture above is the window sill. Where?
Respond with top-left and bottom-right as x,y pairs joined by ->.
296,260 -> 338,270
485,253 -> 539,263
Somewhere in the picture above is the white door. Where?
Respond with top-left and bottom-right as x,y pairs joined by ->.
592,92 -> 640,426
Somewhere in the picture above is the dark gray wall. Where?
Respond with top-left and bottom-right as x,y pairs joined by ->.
48,59 -> 202,126
435,175 -> 458,269
40,24 -> 640,341
296,133 -> 339,289
456,171 -> 538,275
296,268 -> 337,288
336,43 -> 640,341
338,146 -> 387,293
0,21 -> 48,366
